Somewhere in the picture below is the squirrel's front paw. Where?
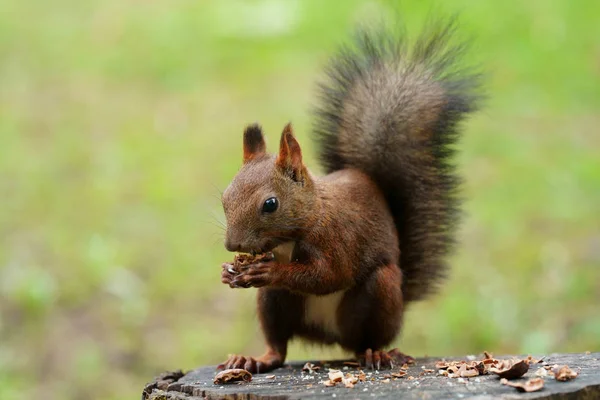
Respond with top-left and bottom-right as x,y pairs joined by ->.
221,262 -> 239,288
230,262 -> 275,288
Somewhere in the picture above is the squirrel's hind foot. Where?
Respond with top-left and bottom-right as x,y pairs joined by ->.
356,348 -> 415,370
217,351 -> 284,374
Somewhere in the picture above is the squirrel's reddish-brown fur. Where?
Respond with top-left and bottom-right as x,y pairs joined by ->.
218,18 -> 481,373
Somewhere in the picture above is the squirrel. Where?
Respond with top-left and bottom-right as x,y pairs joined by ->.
218,18 -> 481,373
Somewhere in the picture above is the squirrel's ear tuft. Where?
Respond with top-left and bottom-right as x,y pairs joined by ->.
243,123 -> 266,163
276,123 -> 304,183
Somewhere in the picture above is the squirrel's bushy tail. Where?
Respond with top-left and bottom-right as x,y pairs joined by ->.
312,18 -> 482,302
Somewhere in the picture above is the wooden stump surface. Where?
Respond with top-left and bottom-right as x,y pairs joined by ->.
142,352 -> 599,400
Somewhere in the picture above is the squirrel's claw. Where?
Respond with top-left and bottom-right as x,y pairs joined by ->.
217,352 -> 283,374
357,348 -> 414,370
230,262 -> 275,288
216,355 -> 262,374
221,262 -> 239,288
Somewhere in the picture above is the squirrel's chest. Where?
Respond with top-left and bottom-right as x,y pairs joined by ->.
273,241 -> 344,338
303,292 -> 344,338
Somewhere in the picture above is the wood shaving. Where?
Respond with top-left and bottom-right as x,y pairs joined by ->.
501,377 -> 544,392
265,375 -> 275,380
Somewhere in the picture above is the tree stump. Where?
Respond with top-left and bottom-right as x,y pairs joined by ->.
142,352 -> 599,399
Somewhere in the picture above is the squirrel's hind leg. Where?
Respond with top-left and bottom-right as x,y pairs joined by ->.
217,288 -> 303,373
339,263 -> 410,370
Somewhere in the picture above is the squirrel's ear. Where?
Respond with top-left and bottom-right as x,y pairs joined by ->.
276,123 -> 304,183
243,123 -> 266,163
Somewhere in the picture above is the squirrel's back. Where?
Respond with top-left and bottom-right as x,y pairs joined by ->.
312,18 -> 482,302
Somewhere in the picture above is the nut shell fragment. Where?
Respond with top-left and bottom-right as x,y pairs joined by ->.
357,370 -> 366,382
344,373 -> 359,388
213,369 -> 252,385
232,253 -> 274,272
459,364 -> 479,378
302,362 -> 321,373
323,370 -> 362,388
527,355 -> 546,364
328,369 -> 344,383
490,359 -> 529,379
501,377 -> 544,392
553,365 -> 578,381
391,371 -> 407,378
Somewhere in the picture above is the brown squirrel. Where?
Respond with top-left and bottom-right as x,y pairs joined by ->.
218,19 -> 481,373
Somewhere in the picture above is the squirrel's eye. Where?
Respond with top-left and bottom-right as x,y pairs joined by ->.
262,197 -> 279,214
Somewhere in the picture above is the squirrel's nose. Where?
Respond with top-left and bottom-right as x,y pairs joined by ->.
225,238 -> 241,252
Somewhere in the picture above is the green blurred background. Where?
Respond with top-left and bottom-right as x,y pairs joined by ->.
1,0 -> 599,398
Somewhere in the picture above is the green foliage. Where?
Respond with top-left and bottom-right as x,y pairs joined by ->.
0,0 -> 598,399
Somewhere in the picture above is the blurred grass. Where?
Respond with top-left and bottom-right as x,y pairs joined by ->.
0,0 -> 599,399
